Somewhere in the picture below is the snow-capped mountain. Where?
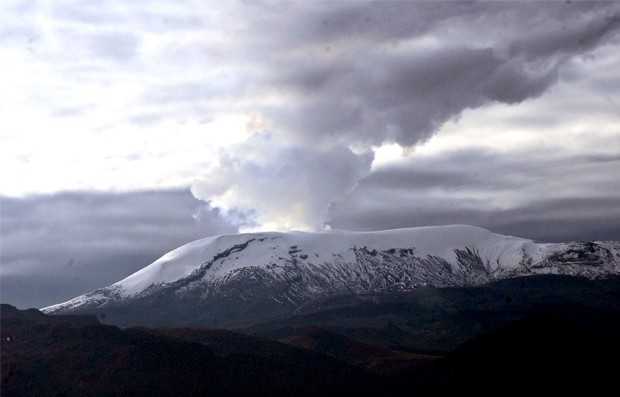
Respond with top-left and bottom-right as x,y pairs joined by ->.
43,225 -> 620,327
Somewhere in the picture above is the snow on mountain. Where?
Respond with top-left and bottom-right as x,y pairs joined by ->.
115,225 -> 541,296
42,225 -> 620,326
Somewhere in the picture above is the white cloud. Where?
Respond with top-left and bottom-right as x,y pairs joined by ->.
191,134 -> 373,231
0,0 -> 253,196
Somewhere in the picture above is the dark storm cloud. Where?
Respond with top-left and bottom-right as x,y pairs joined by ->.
330,196 -> 620,243
242,1 -> 620,147
0,190 -> 239,308
268,47 -> 559,146
508,9 -> 620,59
328,149 -> 620,242
356,149 -> 620,193
243,1 -> 610,48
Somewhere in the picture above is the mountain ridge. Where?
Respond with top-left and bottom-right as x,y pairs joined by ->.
42,225 -> 620,327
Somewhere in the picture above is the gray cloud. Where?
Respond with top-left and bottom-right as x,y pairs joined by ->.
508,8 -> 620,59
268,47 -> 560,146
86,31 -> 140,61
4,1 -> 618,146
37,1 -> 616,148
244,1 -> 620,147
330,196 -> 620,243
328,148 -> 620,242
0,189 -> 239,308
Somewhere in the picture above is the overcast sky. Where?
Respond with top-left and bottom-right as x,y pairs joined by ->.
1,1 -> 619,308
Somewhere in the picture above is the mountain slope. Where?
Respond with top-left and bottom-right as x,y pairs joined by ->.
43,225 -> 620,327
248,275 -> 620,352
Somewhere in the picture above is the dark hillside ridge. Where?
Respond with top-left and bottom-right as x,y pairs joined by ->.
247,275 -> 620,352
0,304 -> 378,397
4,298 -> 620,395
